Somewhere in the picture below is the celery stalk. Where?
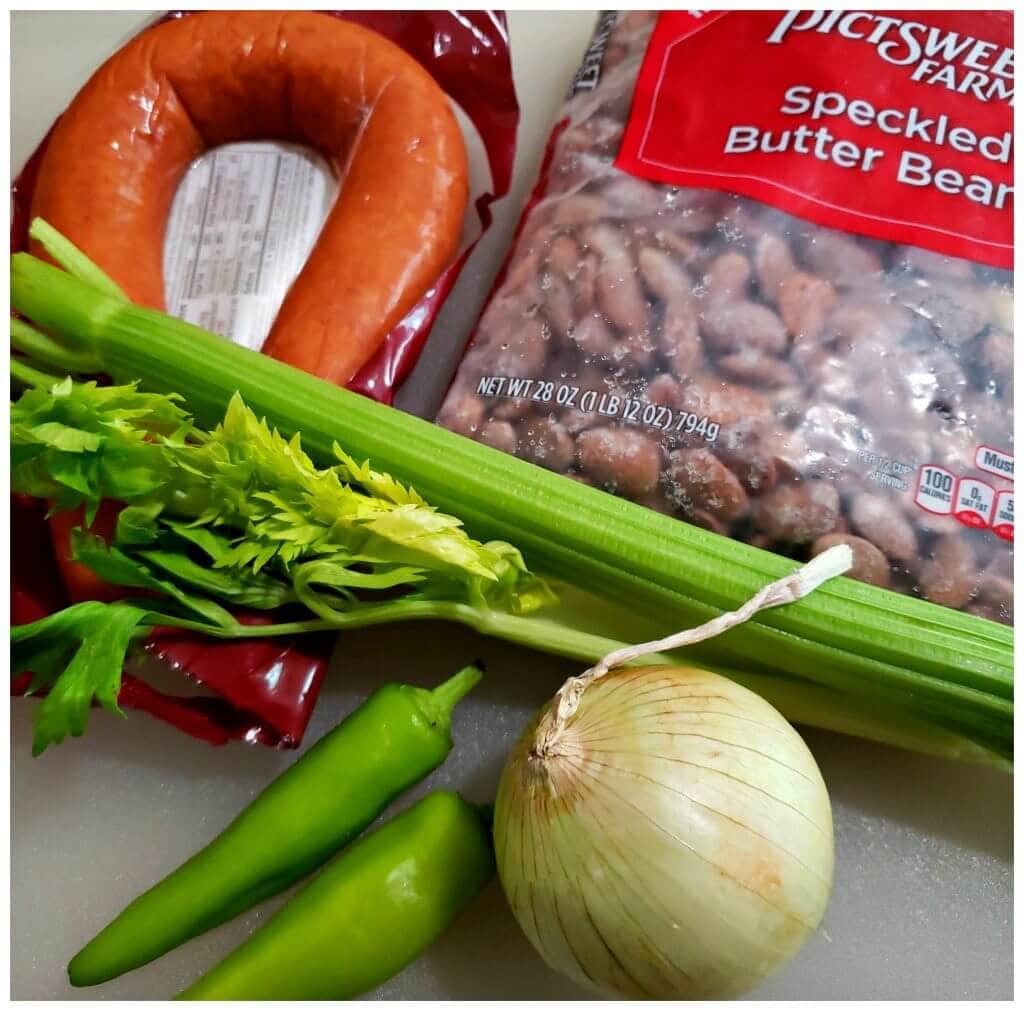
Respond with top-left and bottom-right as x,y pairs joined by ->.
11,357 -> 64,390
10,242 -> 1013,764
11,318 -> 100,375
27,218 -> 128,301
164,592 -> 1008,770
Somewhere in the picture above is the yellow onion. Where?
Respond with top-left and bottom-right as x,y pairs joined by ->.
494,664 -> 833,999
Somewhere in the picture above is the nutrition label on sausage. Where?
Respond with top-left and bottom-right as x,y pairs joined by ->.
475,375 -> 721,442
164,142 -> 337,351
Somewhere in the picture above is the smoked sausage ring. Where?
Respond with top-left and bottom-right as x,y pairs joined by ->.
30,11 -> 469,386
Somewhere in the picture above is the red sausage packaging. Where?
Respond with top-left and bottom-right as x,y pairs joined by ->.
13,10 -> 519,404
11,10 -> 520,748
438,10 -> 1014,624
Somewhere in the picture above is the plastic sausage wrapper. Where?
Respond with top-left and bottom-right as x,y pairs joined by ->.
10,10 -> 520,750
438,10 -> 1014,624
13,9 -> 518,403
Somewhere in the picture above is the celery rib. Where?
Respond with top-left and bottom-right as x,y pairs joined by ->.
11,357 -> 64,390
11,318 -> 100,374
158,598 -> 1009,769
10,247 -> 1014,764
28,218 -> 128,301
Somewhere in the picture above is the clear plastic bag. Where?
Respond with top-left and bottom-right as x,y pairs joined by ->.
438,11 -> 1013,623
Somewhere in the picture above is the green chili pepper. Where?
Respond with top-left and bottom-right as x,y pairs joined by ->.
68,664 -> 483,988
177,790 -> 495,1000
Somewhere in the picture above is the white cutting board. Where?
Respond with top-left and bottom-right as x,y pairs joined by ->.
10,11 -> 1012,1001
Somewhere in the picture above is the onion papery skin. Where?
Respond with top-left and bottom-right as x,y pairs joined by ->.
494,665 -> 834,999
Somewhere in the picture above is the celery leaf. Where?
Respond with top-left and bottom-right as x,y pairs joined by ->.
14,602 -> 152,755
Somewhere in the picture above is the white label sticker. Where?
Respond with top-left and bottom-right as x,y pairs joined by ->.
974,445 -> 1014,482
992,490 -> 1014,541
164,142 -> 337,352
953,477 -> 996,530
914,464 -> 955,515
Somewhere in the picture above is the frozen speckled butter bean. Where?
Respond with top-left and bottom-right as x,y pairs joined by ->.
849,493 -> 918,563
812,533 -> 890,589
752,481 -> 840,544
577,427 -> 661,497
665,448 -> 748,522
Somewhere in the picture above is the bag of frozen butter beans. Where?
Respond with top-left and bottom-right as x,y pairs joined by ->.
437,10 -> 1013,623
